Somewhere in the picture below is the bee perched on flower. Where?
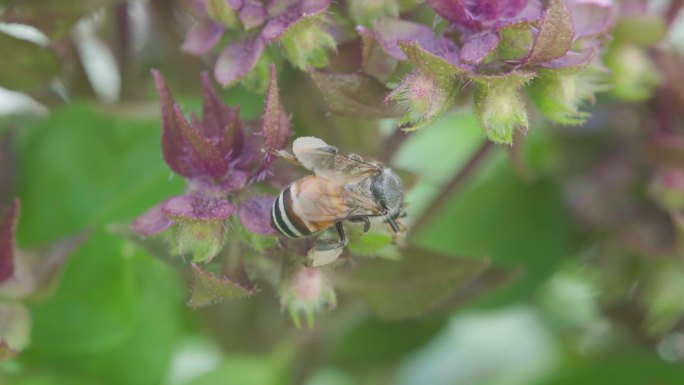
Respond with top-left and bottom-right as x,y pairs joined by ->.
130,65 -> 291,264
270,136 -> 406,265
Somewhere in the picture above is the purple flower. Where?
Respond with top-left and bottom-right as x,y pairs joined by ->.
131,66 -> 290,262
182,0 -> 334,87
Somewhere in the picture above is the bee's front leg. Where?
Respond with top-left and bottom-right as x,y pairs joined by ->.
314,222 -> 348,251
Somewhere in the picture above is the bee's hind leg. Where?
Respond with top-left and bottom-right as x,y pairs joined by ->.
314,222 -> 348,251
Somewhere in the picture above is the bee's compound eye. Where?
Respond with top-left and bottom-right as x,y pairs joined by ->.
381,170 -> 404,215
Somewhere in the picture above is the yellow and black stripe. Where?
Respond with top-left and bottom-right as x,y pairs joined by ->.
271,185 -> 312,238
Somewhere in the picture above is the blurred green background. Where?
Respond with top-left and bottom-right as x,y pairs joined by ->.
3,0 -> 684,384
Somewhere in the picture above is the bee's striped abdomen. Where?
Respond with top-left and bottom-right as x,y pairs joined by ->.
271,184 -> 312,238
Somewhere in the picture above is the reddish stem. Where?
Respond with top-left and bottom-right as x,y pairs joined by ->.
410,141 -> 495,235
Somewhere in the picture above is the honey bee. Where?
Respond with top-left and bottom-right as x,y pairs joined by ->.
271,137 -> 405,253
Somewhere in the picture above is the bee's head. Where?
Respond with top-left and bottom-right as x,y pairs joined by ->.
370,168 -> 404,229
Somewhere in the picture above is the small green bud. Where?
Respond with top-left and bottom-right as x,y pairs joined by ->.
388,70 -> 455,131
528,68 -> 607,125
605,44 -> 660,102
473,72 -> 534,145
173,221 -> 226,263
281,17 -> 336,70
649,168 -> 684,212
348,0 -> 399,26
205,0 -> 240,29
280,266 -> 336,328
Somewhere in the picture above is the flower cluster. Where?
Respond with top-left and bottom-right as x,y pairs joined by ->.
129,67 -> 343,324
368,0 -> 615,143
179,0 -> 616,145
182,0 -> 336,88
131,65 -> 290,262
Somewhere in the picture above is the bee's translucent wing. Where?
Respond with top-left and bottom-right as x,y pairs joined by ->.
292,137 -> 382,183
340,187 -> 387,219
295,177 -> 386,226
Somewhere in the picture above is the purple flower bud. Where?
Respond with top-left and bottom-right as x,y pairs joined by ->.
472,72 -> 535,145
280,265 -> 336,328
387,70 -> 455,131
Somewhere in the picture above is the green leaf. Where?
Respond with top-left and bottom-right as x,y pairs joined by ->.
188,263 -> 257,308
495,21 -> 536,61
309,70 -> 402,118
25,252 -> 182,385
76,254 -> 183,385
28,231 -> 137,354
525,0 -> 574,64
413,158 -> 577,305
346,230 -> 394,256
545,354 -> 684,384
335,246 -> 511,320
15,103 -> 183,355
0,32 -> 59,93
332,317 -> 445,363
188,355 -> 287,385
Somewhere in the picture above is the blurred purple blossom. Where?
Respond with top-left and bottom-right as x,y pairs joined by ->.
376,0 -> 614,80
182,0 -> 333,86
